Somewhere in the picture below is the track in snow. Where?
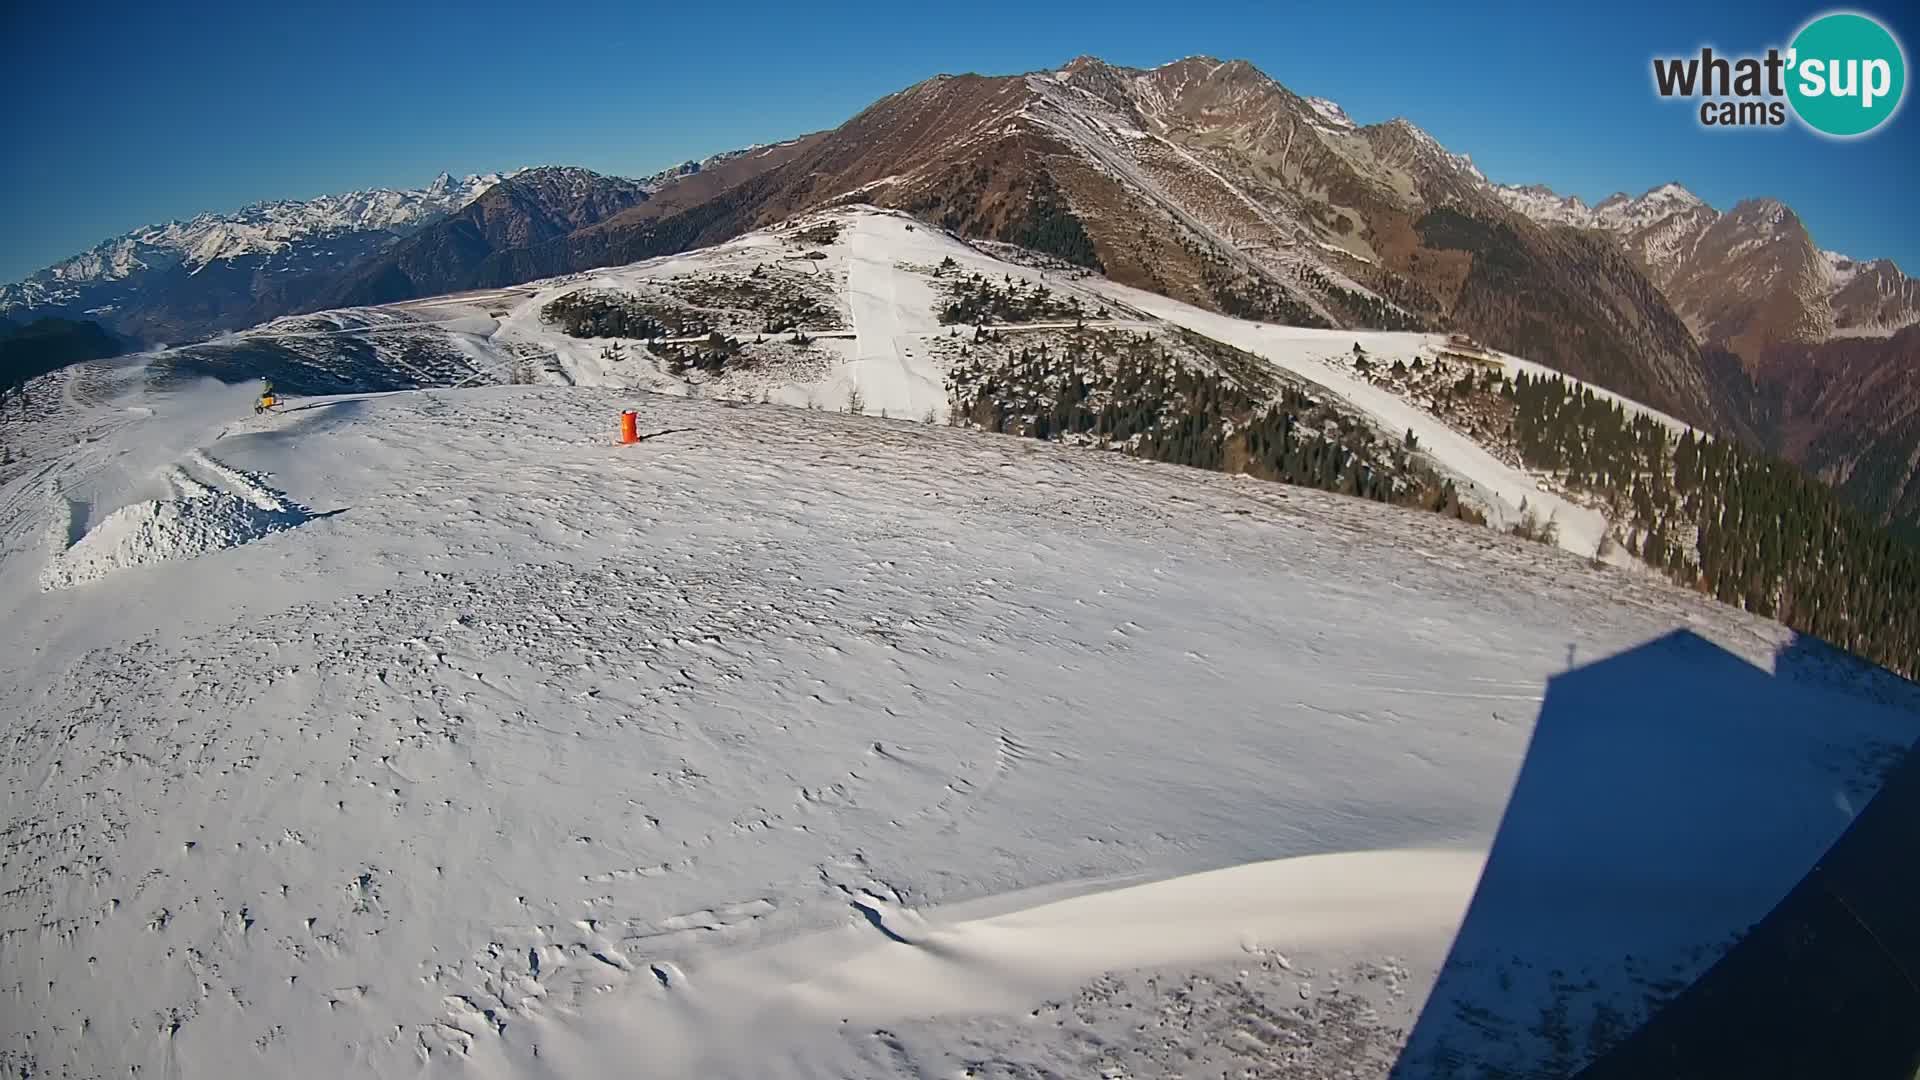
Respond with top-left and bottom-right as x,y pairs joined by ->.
841,216 -> 957,419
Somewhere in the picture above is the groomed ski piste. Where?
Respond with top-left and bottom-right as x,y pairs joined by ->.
2,209 -> 1916,1079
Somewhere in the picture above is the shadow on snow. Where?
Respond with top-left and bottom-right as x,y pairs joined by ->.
1390,629 -> 1919,1079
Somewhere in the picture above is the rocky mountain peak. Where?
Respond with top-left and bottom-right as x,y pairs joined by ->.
1643,181 -> 1702,206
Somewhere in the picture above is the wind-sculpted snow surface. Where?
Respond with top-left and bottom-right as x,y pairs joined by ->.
0,385 -> 1912,1078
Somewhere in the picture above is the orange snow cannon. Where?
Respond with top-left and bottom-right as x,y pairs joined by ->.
619,410 -> 638,444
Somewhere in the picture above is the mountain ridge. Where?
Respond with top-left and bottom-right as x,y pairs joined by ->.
0,146 -> 788,344
2,172 -> 505,294
0,172 -> 511,343
1492,178 -> 1920,344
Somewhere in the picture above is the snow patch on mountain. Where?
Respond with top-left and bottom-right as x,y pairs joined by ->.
1496,181 -> 1709,235
1305,96 -> 1357,131
1492,184 -> 1594,227
1822,249 -> 1876,292
1383,118 -> 1487,183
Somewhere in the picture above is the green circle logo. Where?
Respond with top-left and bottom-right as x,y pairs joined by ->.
1787,12 -> 1906,136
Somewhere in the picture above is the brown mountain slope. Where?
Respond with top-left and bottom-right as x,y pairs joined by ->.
1660,199 -> 1834,358
1831,257 -> 1920,337
1413,209 -> 1709,415
1498,181 -> 1920,358
1706,327 -> 1920,535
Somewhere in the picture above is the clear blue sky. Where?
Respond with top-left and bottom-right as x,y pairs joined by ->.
3,0 -> 1914,283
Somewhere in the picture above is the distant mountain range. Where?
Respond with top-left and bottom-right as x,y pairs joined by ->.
5,55 -> 1918,529
0,156 -> 736,345
0,173 -> 505,343
1493,180 -> 1920,350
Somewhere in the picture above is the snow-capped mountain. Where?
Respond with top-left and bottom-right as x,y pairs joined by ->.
1825,252 -> 1920,338
1492,183 -> 1595,228
7,172 -> 503,294
319,166 -> 656,306
1498,181 -> 1712,236
0,57 -> 1736,427
1591,182 -> 1710,233
0,172 -> 508,342
0,152 -> 804,345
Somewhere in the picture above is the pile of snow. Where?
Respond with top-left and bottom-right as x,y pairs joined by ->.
41,458 -> 309,590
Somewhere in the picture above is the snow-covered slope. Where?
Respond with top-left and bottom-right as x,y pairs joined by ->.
2,360 -> 1913,1078
473,209 -> 1139,417
1079,279 -> 1644,557
404,210 -> 1718,557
